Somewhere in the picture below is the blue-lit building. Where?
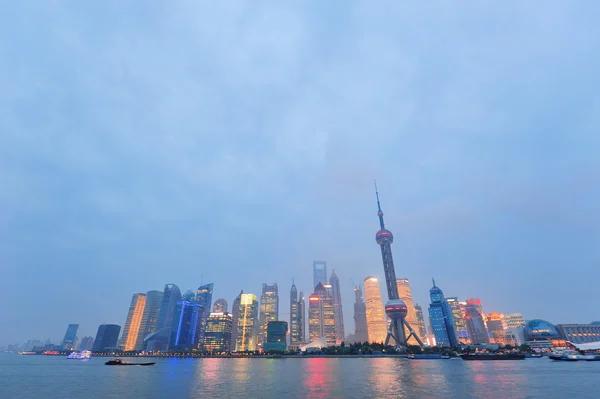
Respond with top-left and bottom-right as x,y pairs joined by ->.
170,291 -> 202,350
428,279 -> 458,348
61,324 -> 79,350
263,321 -> 288,353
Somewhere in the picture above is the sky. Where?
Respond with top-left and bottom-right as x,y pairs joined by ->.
1,1 -> 599,345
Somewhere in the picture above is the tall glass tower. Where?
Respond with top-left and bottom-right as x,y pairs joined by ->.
298,292 -> 306,344
290,281 -> 302,348
61,324 -> 79,350
196,283 -> 214,348
258,283 -> 279,349
329,270 -> 345,345
308,283 -> 336,346
353,285 -> 369,343
313,261 -> 327,288
119,293 -> 147,351
145,284 -> 181,351
230,290 -> 243,351
137,290 -> 163,350
236,293 -> 259,351
363,276 -> 387,343
428,279 -> 458,347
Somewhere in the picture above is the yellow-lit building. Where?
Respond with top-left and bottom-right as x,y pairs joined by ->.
308,283 -> 336,346
257,283 -> 279,349
205,312 -> 233,353
119,293 -> 147,351
486,313 -> 507,345
396,278 -> 420,344
236,293 -> 259,351
363,277 -> 387,344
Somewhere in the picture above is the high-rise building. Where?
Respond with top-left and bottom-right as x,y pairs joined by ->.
414,304 -> 428,343
230,291 -> 243,351
92,324 -> 121,351
145,284 -> 181,351
258,283 -> 279,349
504,313 -> 526,329
290,281 -> 302,348
213,298 -> 228,313
263,321 -> 288,353
61,324 -> 79,350
204,312 -> 233,353
353,284 -> 369,343
446,297 -> 469,344
298,292 -> 306,344
308,283 -> 336,346
236,293 -> 259,351
313,261 -> 328,288
196,283 -> 214,348
428,279 -> 458,347
136,290 -> 163,350
486,313 -> 507,345
396,278 -> 420,345
363,277 -> 387,344
119,293 -> 147,351
373,185 -> 421,347
329,270 -> 345,345
77,336 -> 94,351
170,299 -> 202,350
464,299 -> 489,344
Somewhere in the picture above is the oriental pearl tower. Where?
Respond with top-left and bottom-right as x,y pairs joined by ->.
374,182 -> 423,348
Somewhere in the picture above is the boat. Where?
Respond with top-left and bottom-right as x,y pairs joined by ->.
584,355 -> 600,362
549,350 -> 580,361
460,353 -> 525,361
67,351 -> 91,360
524,353 -> 543,358
405,354 -> 451,359
105,359 -> 155,366
18,351 -> 37,355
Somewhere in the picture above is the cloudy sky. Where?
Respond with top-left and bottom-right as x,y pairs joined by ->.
1,1 -> 599,344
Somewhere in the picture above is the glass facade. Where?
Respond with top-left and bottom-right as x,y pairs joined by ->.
396,279 -> 419,344
446,297 -> 469,344
464,304 -> 489,344
137,290 -> 163,350
92,324 -> 121,351
363,277 -> 387,344
329,270 -> 345,345
414,304 -> 427,343
556,324 -> 600,343
204,312 -> 233,353
196,283 -> 214,348
170,300 -> 202,350
313,261 -> 328,289
263,321 -> 288,353
230,291 -> 243,351
258,283 -> 279,349
236,293 -> 259,351
353,285 -> 369,343
308,283 -> 336,346
61,324 -> 79,350
119,293 -> 147,351
428,281 -> 458,348
290,283 -> 302,347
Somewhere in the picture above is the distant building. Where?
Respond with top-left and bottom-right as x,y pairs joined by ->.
263,321 -> 288,353
329,270 -> 345,345
486,313 -> 507,345
446,298 -> 469,344
298,292 -> 306,344
230,291 -> 243,351
556,324 -> 600,344
363,277 -> 387,344
258,283 -> 279,349
61,324 -> 79,350
236,293 -> 259,351
464,299 -> 489,345
414,304 -> 428,344
77,336 -> 94,351
196,283 -> 214,348
137,290 -> 163,350
213,298 -> 228,313
144,284 -> 181,352
353,285 -> 369,343
204,312 -> 233,353
308,282 -> 336,347
92,324 -> 121,351
119,293 -> 147,351
313,261 -> 328,288
396,279 -> 419,345
170,299 -> 202,350
290,281 -> 302,348
427,279 -> 458,347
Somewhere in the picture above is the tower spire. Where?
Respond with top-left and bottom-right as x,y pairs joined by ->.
374,179 -> 385,229
432,278 -> 436,287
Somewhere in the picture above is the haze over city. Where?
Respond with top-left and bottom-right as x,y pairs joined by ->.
1,1 -> 599,345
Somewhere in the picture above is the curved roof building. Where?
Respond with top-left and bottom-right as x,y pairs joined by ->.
524,319 -> 560,341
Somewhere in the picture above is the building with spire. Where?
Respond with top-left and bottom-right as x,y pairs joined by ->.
353,284 -> 369,343
290,281 -> 302,348
363,276 -> 387,344
428,279 -> 458,348
119,293 -> 147,351
313,261 -> 328,289
329,270 -> 345,345
236,293 -> 259,351
373,183 -> 422,347
308,282 -> 336,346
258,283 -> 279,349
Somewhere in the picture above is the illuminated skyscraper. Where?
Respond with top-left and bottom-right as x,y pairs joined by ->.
290,281 -> 302,348
204,312 -> 233,353
236,293 -> 259,351
145,283 -> 181,351
60,324 -> 79,350
92,324 -> 121,351
446,297 -> 469,344
313,261 -> 328,288
230,290 -> 243,351
353,284 -> 369,343
137,290 -> 163,350
258,283 -> 279,349
396,279 -> 419,345
414,304 -> 427,343
119,293 -> 147,351
428,280 -> 458,347
486,313 -> 507,345
170,291 -> 202,350
213,298 -> 228,313
308,283 -> 336,346
196,283 -> 214,348
329,270 -> 345,345
298,292 -> 306,344
363,277 -> 387,344
464,299 -> 489,344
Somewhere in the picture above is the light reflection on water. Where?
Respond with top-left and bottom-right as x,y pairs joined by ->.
0,355 -> 598,399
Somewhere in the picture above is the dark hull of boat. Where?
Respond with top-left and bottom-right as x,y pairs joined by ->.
105,361 -> 155,366
460,354 -> 525,361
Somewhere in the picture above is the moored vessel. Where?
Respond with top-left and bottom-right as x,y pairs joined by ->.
460,353 -> 525,361
105,359 -> 155,366
405,354 -> 451,359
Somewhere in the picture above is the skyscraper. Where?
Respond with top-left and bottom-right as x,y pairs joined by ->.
464,299 -> 489,344
196,283 -> 214,348
137,290 -> 163,350
414,304 -> 428,343
264,321 -> 288,353
313,261 -> 328,288
204,312 -> 233,353
258,283 -> 279,349
373,184 -> 422,347
236,293 -> 259,351
290,281 -> 301,348
446,297 -> 469,344
363,277 -> 387,344
428,279 -> 458,348
77,336 -> 94,351
119,293 -> 147,351
308,283 -> 336,346
486,313 -> 507,345
170,298 -> 202,350
396,278 -> 419,345
60,324 -> 79,350
213,298 -> 228,313
298,291 -> 306,344
92,324 -> 121,351
329,270 -> 345,345
230,290 -> 243,351
353,284 -> 369,343
145,284 -> 181,351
